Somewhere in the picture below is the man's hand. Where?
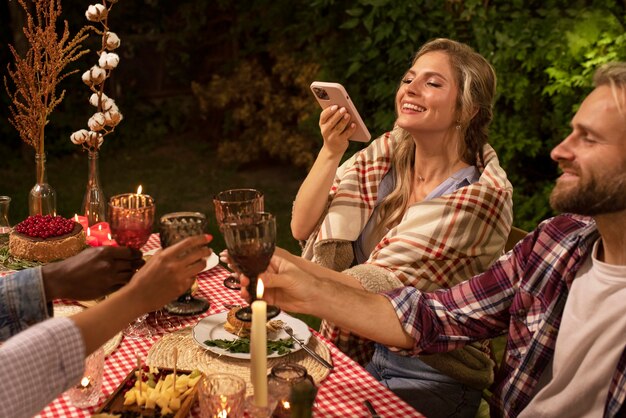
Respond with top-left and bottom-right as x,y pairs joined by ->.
240,254 -> 319,314
42,246 -> 145,301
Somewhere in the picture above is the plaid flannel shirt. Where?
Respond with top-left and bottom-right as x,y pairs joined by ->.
385,214 -> 626,418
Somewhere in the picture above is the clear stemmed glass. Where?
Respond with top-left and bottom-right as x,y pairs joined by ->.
221,212 -> 280,321
108,193 -> 156,339
159,212 -> 210,316
213,189 -> 264,290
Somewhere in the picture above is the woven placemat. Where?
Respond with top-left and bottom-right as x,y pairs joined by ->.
146,327 -> 333,396
54,304 -> 122,357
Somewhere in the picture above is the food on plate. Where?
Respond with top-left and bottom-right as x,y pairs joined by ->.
105,367 -> 202,417
204,337 -> 294,355
9,214 -> 86,262
224,306 -> 285,337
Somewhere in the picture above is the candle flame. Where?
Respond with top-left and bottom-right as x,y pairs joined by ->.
80,377 -> 90,388
257,279 -> 264,299
87,227 -> 91,237
136,185 -> 143,195
217,410 -> 228,418
283,400 -> 291,409
107,233 -> 112,240
74,214 -> 78,221
98,224 -> 103,231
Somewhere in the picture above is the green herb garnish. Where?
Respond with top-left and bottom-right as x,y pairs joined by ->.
204,338 -> 294,355
0,245 -> 42,271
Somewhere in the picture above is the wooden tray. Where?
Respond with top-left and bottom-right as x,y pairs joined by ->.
95,367 -> 202,418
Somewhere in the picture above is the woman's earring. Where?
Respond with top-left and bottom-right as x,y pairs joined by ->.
455,123 -> 461,130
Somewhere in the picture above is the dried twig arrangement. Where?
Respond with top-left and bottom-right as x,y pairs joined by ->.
4,0 -> 91,155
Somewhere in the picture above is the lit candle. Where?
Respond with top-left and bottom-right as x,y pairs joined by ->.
86,228 -> 101,247
101,233 -> 119,246
250,279 -> 268,407
136,185 -> 143,209
80,376 -> 92,390
90,222 -> 111,242
74,214 -> 89,232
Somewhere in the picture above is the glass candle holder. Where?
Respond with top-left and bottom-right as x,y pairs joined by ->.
199,373 -> 246,418
66,346 -> 105,408
268,363 -> 311,418
108,193 -> 155,250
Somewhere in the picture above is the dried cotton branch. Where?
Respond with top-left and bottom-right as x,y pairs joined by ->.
72,0 -> 123,152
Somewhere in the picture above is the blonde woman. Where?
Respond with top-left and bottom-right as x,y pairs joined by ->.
290,38 -> 513,418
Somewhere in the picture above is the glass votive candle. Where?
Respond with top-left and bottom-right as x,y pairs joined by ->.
199,373 -> 246,418
66,346 -> 105,408
108,193 -> 155,250
268,363 -> 311,418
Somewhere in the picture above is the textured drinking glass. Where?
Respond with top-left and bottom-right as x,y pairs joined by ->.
108,193 -> 156,338
213,189 -> 264,226
222,212 -> 279,321
213,189 -> 264,290
159,212 -> 210,315
199,374 -> 246,418
66,346 -> 104,408
108,193 -> 155,250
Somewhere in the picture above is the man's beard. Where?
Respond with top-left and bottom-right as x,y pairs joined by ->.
550,167 -> 626,216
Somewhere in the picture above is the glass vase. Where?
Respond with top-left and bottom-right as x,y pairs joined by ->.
81,150 -> 106,225
29,153 -> 57,216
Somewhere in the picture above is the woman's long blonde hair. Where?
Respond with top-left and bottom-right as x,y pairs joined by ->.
376,38 -> 497,232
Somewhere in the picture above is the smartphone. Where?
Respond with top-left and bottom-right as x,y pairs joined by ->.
310,81 -> 371,142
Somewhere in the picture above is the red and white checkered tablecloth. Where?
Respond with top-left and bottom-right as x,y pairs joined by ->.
5,234 -> 423,417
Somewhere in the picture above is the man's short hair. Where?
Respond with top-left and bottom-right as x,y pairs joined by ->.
594,62 -> 626,118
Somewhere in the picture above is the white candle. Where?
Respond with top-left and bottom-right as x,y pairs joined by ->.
250,279 -> 268,407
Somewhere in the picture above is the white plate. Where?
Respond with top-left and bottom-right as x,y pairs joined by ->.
143,248 -> 219,272
192,311 -> 312,359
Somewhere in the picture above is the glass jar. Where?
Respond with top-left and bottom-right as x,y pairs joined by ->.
268,363 -> 314,418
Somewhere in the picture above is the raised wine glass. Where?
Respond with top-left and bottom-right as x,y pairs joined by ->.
222,212 -> 280,321
108,193 -> 156,338
213,189 -> 264,290
159,212 -> 210,315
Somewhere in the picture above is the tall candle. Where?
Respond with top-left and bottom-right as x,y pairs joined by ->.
250,279 -> 268,407
135,185 -> 143,210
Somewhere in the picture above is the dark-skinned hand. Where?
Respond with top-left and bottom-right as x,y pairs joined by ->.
41,245 -> 145,301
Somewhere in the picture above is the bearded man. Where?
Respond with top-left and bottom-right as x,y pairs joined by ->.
238,62 -> 626,418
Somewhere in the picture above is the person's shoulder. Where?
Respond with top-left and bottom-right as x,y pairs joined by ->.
532,214 -> 595,245
537,213 -> 593,231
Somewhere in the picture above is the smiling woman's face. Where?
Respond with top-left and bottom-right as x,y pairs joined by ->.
395,51 -> 459,138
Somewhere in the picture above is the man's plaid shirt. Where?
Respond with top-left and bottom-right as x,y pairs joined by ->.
385,214 -> 626,417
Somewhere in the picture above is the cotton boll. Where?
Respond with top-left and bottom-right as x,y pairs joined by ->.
70,129 -> 89,145
88,113 -> 106,131
82,66 -> 106,86
85,4 -> 107,22
98,52 -> 120,70
105,32 -> 121,50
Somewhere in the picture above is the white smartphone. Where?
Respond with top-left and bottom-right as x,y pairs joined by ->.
310,81 -> 371,142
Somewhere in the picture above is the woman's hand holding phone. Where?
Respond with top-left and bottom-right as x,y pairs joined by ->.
319,105 -> 353,156
310,81 -> 371,143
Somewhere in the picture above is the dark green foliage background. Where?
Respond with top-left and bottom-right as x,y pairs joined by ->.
2,0 -> 626,231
